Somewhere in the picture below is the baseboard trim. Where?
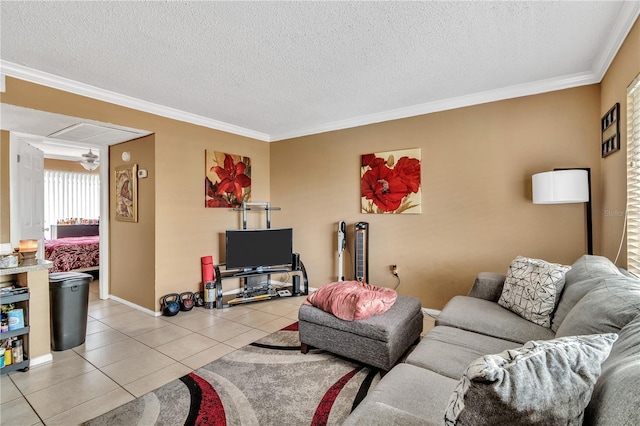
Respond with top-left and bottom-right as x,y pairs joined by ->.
109,284 -> 313,317
29,353 -> 53,367
109,294 -> 160,317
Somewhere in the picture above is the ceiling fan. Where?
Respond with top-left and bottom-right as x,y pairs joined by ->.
80,149 -> 99,171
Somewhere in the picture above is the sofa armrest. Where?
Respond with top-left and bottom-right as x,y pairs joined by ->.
467,272 -> 506,302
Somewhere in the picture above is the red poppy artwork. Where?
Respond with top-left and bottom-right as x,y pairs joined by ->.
205,150 -> 251,208
361,148 -> 421,214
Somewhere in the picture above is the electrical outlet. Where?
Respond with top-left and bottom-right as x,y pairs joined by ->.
391,264 -> 398,275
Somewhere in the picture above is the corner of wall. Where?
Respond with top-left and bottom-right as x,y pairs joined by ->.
0,130 -> 11,242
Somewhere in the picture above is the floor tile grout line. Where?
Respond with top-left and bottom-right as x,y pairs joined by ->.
77,307 -> 284,381
10,286 -> 307,424
77,326 -> 192,371
6,374 -> 47,425
71,325 -> 199,395
36,360 -> 132,423
14,306 -> 295,394
6,365 -> 117,425
39,383 -> 137,423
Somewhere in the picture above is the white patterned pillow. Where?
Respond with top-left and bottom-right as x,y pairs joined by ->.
443,333 -> 618,426
498,256 -> 570,327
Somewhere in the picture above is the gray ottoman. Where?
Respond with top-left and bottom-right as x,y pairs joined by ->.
298,295 -> 423,372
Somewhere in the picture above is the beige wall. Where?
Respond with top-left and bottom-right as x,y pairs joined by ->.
109,136 -> 156,309
0,131 -> 10,243
44,158 -> 99,174
147,119 -> 271,302
0,19 -> 636,310
271,86 -> 601,309
0,78 -> 270,311
600,18 -> 640,267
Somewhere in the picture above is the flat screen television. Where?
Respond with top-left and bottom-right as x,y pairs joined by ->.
225,228 -> 293,271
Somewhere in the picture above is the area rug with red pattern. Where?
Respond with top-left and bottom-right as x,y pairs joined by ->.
84,322 -> 381,426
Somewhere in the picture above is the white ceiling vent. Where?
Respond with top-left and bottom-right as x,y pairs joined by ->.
48,123 -> 145,145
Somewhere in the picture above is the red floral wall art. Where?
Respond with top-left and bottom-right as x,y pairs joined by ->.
205,150 -> 251,208
361,148 -> 421,214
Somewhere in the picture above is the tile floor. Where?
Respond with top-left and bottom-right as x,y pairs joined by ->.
1,280 -> 435,425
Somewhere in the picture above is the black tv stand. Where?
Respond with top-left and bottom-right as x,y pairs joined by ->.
211,260 -> 308,309
213,202 -> 307,308
233,268 -> 290,277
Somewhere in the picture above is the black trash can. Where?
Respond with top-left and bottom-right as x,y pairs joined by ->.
49,272 -> 93,351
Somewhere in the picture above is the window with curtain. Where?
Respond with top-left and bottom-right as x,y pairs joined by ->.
44,170 -> 100,239
626,74 -> 640,274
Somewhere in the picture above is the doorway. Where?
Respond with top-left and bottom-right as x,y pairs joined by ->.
3,106 -> 152,300
9,132 -> 110,299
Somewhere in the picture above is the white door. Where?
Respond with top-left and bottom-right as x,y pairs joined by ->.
13,137 -> 45,256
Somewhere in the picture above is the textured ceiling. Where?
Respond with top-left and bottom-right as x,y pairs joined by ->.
1,1 -> 639,142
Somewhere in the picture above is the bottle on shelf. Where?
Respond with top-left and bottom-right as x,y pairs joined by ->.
0,314 -> 8,333
12,339 -> 23,364
4,346 -> 12,366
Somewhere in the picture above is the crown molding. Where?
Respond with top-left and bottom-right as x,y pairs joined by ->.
2,0 -> 634,148
0,60 -> 605,144
0,61 -> 271,142
592,1 -> 640,80
269,71 -> 599,141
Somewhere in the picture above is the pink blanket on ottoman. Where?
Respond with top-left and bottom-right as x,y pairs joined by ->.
305,280 -> 398,321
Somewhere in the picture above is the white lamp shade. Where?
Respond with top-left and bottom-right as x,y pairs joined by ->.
80,161 -> 99,171
532,170 -> 589,204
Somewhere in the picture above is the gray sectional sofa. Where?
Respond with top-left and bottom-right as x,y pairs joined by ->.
344,255 -> 640,425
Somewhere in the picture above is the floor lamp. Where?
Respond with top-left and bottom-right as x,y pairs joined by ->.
532,168 -> 592,255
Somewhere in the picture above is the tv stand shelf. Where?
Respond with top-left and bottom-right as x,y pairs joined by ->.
226,268 -> 290,278
212,262 -> 308,309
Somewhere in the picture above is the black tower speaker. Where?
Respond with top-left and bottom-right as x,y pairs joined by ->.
354,222 -> 369,283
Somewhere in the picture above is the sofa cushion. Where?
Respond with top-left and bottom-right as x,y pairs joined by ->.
602,312 -> 640,361
552,255 -> 624,332
585,315 -> 640,425
443,333 -> 617,426
343,402 -> 439,426
555,276 -> 640,338
305,280 -> 397,321
466,272 -> 506,302
437,296 -> 556,344
343,363 -> 458,426
405,326 -> 520,379
497,256 -> 570,327
584,355 -> 640,426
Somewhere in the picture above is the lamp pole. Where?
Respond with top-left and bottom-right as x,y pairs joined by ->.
555,167 -> 592,255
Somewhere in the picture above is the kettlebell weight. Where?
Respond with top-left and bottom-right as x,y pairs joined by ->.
161,293 -> 181,317
179,292 -> 195,311
193,291 -> 204,307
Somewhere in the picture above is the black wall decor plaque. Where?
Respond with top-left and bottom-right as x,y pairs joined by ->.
601,103 -> 620,158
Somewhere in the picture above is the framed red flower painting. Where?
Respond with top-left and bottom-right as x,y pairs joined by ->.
361,148 -> 421,214
205,150 -> 251,208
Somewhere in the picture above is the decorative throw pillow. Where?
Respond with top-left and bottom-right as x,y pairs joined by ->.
304,281 -> 397,321
443,333 -> 618,426
498,256 -> 571,327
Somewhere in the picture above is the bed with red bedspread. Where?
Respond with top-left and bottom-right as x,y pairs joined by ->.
44,236 -> 100,273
